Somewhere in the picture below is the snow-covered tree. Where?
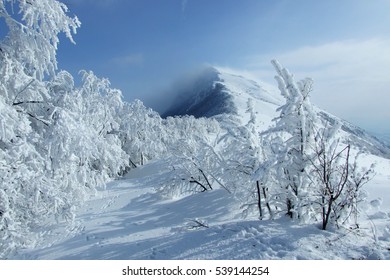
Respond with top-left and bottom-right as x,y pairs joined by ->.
0,0 -> 134,258
118,99 -> 169,168
261,60 -> 375,229
262,60 -> 318,219
0,0 -> 81,258
157,115 -> 223,198
309,121 -> 375,230
0,0 -> 80,82
241,99 -> 271,219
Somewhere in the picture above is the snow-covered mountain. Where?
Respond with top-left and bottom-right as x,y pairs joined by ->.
163,67 -> 281,125
10,66 -> 390,261
163,66 -> 390,159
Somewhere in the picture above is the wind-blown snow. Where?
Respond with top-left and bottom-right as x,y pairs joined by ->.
163,67 -> 281,123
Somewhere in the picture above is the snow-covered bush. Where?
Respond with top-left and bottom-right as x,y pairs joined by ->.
309,121 -> 375,229
156,115 -> 223,198
118,100 -> 168,168
260,60 -> 375,229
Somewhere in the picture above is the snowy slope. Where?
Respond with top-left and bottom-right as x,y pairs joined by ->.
13,159 -> 390,260
163,67 -> 239,118
163,67 -> 281,131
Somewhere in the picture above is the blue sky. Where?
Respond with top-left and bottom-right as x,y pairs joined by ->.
58,0 -> 390,133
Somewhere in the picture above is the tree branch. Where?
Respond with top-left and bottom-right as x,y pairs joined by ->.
189,177 -> 208,192
12,100 -> 43,106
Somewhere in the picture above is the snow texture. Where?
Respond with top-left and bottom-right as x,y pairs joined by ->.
12,159 -> 390,260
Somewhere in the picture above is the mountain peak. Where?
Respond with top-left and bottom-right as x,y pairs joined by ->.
162,66 -> 281,119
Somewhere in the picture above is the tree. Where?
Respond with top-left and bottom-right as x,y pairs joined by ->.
309,121 -> 375,230
262,60 -> 317,219
118,99 -> 169,168
0,0 -> 80,82
0,0 -> 81,258
262,60 -> 375,229
0,1 -> 136,258
0,0 -> 80,138
157,115 -> 223,198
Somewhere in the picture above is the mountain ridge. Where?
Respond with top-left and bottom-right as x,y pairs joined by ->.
163,66 -> 390,159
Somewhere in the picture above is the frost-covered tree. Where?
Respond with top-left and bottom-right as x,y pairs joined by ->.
243,99 -> 276,219
117,99 -> 170,169
0,0 -> 80,82
0,0 -> 81,258
262,60 -> 318,219
261,60 -> 375,230
309,121 -> 375,230
44,70 -> 129,198
157,115 -> 223,198
0,0 -> 135,258
219,101 -> 269,219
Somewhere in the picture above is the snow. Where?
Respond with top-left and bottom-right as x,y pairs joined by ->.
3,1 -> 390,263
215,68 -> 282,130
12,157 -> 390,260
7,64 -> 390,260
2,61 -> 389,260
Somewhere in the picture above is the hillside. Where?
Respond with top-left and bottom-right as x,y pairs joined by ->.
163,67 -> 281,129
163,67 -> 390,159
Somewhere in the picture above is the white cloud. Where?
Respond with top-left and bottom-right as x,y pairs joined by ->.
111,53 -> 144,66
245,38 -> 390,132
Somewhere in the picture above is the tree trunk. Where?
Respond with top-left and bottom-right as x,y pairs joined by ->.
262,184 -> 273,218
256,181 -> 263,219
286,198 -> 293,218
322,196 -> 334,230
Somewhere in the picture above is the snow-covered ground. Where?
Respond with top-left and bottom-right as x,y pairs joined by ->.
7,65 -> 390,261
12,156 -> 390,260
